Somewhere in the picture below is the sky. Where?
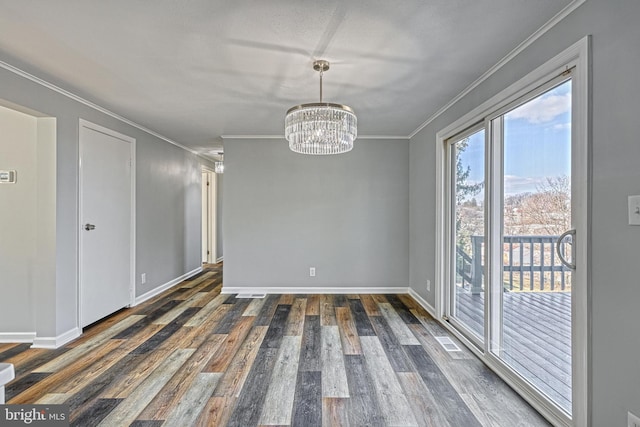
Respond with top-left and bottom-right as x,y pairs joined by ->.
458,80 -> 571,196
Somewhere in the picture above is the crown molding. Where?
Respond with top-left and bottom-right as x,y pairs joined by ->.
221,134 -> 409,140
408,0 -> 586,139
0,0 -> 585,149
0,59 -> 214,162
221,135 -> 283,140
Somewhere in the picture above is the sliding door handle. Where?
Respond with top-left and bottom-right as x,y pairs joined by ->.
556,229 -> 576,270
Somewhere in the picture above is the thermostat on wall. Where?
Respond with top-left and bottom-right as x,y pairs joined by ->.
0,170 -> 17,183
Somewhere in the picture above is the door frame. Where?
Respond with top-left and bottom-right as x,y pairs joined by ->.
78,119 -> 136,329
201,166 -> 217,264
435,37 -> 589,427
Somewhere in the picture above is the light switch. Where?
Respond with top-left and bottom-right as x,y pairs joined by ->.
629,195 -> 640,225
0,170 -> 16,184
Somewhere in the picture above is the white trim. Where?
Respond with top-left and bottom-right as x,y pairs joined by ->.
434,37 -> 590,427
216,257 -> 224,264
134,267 -> 203,306
31,327 -> 81,349
78,119 -> 136,328
0,332 -> 36,343
131,133 -> 137,307
222,135 -> 285,140
408,288 -> 436,318
0,60 -> 214,162
409,0 -> 586,139
570,35 -> 591,427
434,121 -> 446,321
221,135 -> 408,140
221,286 -> 409,295
436,38 -> 585,140
209,170 -> 217,263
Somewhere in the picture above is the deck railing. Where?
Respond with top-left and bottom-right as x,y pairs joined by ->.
457,235 -> 572,293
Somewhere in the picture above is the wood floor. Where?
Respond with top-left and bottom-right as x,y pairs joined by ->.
1,264 -> 550,426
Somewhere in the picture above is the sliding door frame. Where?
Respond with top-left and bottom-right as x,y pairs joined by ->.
443,123 -> 486,348
435,36 -> 590,427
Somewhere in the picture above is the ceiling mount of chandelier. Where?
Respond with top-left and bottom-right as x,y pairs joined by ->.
284,60 -> 357,155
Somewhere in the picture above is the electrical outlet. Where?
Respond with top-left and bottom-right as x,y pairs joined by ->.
427,280 -> 431,292
141,273 -> 146,284
629,411 -> 640,427
309,267 -> 316,277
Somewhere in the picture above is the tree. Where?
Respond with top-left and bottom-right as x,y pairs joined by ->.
454,138 -> 484,251
512,176 -> 571,236
455,138 -> 484,208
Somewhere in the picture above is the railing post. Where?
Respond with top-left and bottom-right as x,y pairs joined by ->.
471,236 -> 483,295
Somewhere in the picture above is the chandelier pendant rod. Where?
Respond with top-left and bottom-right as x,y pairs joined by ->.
319,69 -> 323,103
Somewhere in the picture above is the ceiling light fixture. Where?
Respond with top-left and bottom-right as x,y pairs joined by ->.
284,60 -> 357,155
214,152 -> 224,174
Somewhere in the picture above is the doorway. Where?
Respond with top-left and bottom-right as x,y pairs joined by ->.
201,168 -> 217,264
79,120 -> 135,327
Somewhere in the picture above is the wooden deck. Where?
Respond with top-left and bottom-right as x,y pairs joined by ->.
456,291 -> 571,413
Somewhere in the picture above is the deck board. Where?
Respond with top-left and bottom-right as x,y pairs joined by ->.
456,291 -> 571,412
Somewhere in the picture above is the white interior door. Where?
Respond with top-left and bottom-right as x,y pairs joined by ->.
201,169 -> 216,264
202,171 -> 209,263
79,120 -> 134,327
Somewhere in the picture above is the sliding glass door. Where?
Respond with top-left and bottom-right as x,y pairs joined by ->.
445,74 -> 578,419
491,78 -> 573,414
448,127 -> 486,344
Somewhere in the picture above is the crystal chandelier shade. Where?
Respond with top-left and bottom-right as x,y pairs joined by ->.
214,152 -> 224,174
285,103 -> 357,155
214,161 -> 224,174
285,60 -> 357,155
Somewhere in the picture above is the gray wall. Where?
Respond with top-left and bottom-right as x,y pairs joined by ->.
0,106 -> 37,334
224,138 -> 409,288
409,1 -> 640,424
0,65 -> 212,339
136,140 -> 204,296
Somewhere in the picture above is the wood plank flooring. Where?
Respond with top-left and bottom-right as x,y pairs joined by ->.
1,264 -> 550,426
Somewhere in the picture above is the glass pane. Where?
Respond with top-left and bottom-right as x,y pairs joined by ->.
452,129 -> 485,341
500,80 -> 572,414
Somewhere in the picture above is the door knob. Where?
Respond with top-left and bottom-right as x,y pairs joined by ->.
84,223 -> 96,231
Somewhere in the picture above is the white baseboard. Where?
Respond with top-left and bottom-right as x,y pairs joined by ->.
215,257 -> 223,263
134,266 -> 203,306
0,332 -> 36,343
221,286 -> 410,295
31,327 -> 81,349
408,288 -> 437,318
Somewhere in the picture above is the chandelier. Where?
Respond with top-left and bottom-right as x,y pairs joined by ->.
284,60 -> 357,155
214,152 -> 224,174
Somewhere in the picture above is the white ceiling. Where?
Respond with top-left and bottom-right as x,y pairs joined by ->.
0,0 -> 573,158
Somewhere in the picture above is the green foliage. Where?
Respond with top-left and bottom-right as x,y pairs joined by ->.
454,138 -> 483,251
455,138 -> 483,206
